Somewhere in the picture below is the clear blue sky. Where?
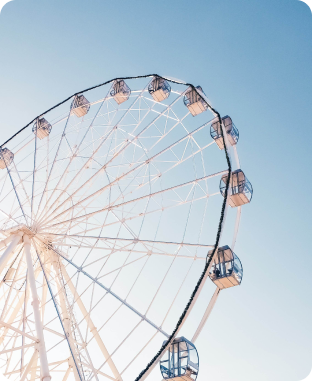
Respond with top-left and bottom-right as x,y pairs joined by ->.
0,0 -> 311,380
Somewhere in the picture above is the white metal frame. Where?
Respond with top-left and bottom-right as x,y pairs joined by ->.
0,76 -> 243,381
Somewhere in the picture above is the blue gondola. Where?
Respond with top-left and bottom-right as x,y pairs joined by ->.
183,86 -> 208,116
220,169 -> 253,207
208,246 -> 243,289
160,337 -> 199,381
32,117 -> 52,140
71,94 -> 90,118
210,115 -> 239,150
0,148 -> 14,170
110,79 -> 131,105
148,76 -> 171,102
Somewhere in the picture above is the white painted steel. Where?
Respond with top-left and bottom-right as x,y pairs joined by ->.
231,144 -> 242,250
0,262 -> 42,346
58,259 -> 123,381
36,85 -> 150,223
233,144 -> 241,170
45,170 -> 227,229
48,243 -> 170,338
192,287 -> 221,343
62,367 -> 72,381
0,236 -> 15,249
0,233 -> 22,274
40,111 -> 210,228
0,342 -> 35,355
53,257 -> 83,381
232,206 -> 242,251
19,350 -> 38,381
0,321 -> 37,342
30,350 -> 39,381
24,236 -> 51,381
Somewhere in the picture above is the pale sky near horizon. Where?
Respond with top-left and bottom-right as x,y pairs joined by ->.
0,1 -> 311,380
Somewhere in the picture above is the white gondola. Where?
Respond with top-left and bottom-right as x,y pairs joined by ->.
0,148 -> 14,169
220,169 -> 253,207
183,86 -> 208,116
71,94 -> 90,118
160,337 -> 199,381
148,76 -> 171,102
110,79 -> 131,105
208,245 -> 243,289
32,117 -> 52,140
210,115 -> 239,150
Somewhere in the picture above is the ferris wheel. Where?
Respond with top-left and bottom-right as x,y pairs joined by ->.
0,75 -> 253,381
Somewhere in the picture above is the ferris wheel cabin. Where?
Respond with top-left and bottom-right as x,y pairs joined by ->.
220,169 -> 253,207
148,77 -> 171,102
160,337 -> 199,381
183,86 -> 208,116
210,115 -> 239,150
208,246 -> 243,289
110,79 -> 131,105
0,148 -> 14,169
32,117 -> 52,140
71,94 -> 90,118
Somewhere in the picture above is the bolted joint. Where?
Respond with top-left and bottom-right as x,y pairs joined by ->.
31,298 -> 40,308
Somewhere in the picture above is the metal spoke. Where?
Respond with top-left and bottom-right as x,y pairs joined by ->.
41,93 -> 187,226
36,238 -> 170,338
44,171 -> 225,229
41,118 -> 215,227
